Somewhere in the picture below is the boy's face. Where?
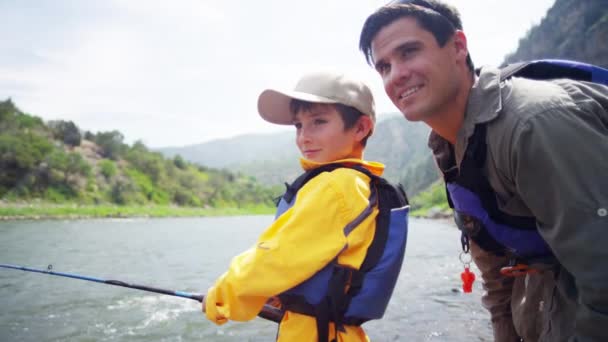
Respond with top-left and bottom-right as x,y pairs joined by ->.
370,16 -> 465,122
293,104 -> 363,163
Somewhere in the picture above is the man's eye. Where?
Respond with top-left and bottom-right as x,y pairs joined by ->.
401,47 -> 417,58
377,64 -> 390,75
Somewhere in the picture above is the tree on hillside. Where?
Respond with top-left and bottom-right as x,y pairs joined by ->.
0,99 -> 45,131
94,130 -> 126,160
173,155 -> 187,170
0,133 -> 54,196
48,120 -> 82,147
0,98 -> 17,122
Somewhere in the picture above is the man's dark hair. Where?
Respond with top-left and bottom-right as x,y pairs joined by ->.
359,0 -> 474,73
289,99 -> 371,146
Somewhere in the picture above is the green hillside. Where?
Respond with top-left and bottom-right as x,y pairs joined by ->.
0,99 -> 279,218
503,0 -> 608,68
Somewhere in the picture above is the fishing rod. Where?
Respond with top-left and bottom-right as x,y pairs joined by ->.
0,263 -> 283,323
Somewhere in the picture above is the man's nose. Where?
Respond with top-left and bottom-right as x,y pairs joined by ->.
386,61 -> 411,88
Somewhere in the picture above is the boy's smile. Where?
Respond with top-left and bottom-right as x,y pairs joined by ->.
293,104 -> 362,163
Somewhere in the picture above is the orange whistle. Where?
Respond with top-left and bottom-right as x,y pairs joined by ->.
461,267 -> 476,293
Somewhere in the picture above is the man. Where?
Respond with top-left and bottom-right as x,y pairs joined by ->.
359,1 -> 608,341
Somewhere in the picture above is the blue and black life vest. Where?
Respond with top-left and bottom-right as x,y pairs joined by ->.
446,59 -> 608,260
275,163 -> 409,342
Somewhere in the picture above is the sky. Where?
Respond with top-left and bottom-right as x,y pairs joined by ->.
0,0 -> 556,148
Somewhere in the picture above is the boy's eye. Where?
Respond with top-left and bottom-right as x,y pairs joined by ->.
314,119 -> 327,125
294,122 -> 302,129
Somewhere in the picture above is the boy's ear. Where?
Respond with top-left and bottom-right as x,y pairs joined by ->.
355,116 -> 374,142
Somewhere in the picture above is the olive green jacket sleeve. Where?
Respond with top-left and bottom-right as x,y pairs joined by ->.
509,80 -> 608,341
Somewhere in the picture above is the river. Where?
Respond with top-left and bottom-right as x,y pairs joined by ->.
0,217 -> 492,341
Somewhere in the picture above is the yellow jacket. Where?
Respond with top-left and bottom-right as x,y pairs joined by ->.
205,158 -> 384,341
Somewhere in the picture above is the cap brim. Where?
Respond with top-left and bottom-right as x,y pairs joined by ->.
257,89 -> 339,125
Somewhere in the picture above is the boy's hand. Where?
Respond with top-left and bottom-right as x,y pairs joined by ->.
202,296 -> 206,313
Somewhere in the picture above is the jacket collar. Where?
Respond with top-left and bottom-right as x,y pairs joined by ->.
299,157 -> 385,176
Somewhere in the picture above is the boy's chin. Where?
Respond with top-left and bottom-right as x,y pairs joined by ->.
302,156 -> 327,163
303,156 -> 350,164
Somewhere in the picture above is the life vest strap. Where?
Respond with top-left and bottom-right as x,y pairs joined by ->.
499,256 -> 558,277
500,263 -> 539,277
280,267 -> 359,342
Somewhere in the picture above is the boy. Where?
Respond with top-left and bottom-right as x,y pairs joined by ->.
203,70 -> 408,341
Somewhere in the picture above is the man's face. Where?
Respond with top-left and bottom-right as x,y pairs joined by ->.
370,16 -> 462,122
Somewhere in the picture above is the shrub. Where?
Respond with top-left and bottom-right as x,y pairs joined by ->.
99,160 -> 117,179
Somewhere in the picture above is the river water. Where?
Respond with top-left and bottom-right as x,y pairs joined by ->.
0,217 -> 492,341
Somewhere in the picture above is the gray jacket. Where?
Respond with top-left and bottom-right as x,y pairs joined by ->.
429,66 -> 608,341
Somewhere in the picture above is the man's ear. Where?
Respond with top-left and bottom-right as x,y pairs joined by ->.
452,30 -> 468,64
355,115 -> 374,142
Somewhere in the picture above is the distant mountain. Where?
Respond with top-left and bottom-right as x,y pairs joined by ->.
159,131 -> 298,169
158,115 -> 439,197
158,131 -> 302,187
503,0 -> 608,68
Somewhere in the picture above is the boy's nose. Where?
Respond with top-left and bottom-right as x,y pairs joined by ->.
297,128 -> 312,145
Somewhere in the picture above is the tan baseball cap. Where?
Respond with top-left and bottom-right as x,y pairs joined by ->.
257,70 -> 376,125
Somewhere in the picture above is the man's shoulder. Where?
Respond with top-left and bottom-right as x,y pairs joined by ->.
507,77 -> 573,111
483,77 -> 586,184
483,76 -> 576,140
476,66 -> 581,122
